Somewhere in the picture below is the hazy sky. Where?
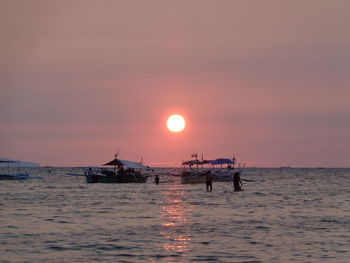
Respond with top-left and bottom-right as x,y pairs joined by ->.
1,0 -> 349,167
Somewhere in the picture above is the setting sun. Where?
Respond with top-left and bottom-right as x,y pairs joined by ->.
167,114 -> 186,133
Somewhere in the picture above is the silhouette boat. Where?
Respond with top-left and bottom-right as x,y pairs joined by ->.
181,158 -> 211,184
204,158 -> 237,182
84,155 -> 150,183
0,160 -> 30,180
181,153 -> 212,184
181,154 -> 240,183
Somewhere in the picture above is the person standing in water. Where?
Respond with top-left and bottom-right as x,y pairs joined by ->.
233,171 -> 243,191
206,172 -> 212,192
155,174 -> 160,185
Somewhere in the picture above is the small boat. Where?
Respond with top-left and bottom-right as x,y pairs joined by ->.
84,155 -> 150,183
181,154 -> 211,184
0,160 -> 30,180
180,154 -> 243,183
204,158 -> 236,182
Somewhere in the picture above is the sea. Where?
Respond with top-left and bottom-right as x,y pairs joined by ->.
0,167 -> 349,263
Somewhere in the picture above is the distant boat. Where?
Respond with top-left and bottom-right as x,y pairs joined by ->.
0,160 -> 30,180
81,155 -> 150,183
0,158 -> 40,168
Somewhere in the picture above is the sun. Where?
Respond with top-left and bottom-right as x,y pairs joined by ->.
167,114 -> 186,133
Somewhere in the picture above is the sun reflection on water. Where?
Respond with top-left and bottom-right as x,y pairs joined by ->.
159,185 -> 192,256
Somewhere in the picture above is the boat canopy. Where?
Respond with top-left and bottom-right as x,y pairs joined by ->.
103,158 -> 149,170
182,160 -> 203,166
204,158 -> 235,165
182,158 -> 235,166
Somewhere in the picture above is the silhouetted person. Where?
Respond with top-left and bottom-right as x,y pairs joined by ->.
155,174 -> 160,185
118,166 -> 124,175
233,171 -> 243,191
206,172 -> 212,192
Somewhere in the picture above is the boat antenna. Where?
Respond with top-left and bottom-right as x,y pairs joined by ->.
115,146 -> 119,159
232,155 -> 236,163
201,152 -> 204,168
191,153 -> 198,168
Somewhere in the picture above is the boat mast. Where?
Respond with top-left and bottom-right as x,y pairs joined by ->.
201,153 -> 204,168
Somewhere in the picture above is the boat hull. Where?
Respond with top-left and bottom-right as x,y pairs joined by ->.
181,169 -> 234,183
85,172 -> 148,183
0,173 -> 30,180
211,169 -> 233,182
181,170 -> 211,184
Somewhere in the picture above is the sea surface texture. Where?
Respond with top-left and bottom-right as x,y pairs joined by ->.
1,167 -> 349,263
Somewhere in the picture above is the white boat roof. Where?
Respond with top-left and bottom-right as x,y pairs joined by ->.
119,159 -> 150,170
205,158 -> 235,165
103,158 -> 150,170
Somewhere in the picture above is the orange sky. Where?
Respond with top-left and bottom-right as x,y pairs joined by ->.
1,1 -> 349,167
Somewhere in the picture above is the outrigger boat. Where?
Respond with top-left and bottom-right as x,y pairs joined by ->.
204,158 -> 236,182
81,155 -> 150,183
0,160 -> 30,180
181,154 -> 241,184
181,158 -> 211,184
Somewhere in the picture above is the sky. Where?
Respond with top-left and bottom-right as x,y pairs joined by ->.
1,0 -> 349,167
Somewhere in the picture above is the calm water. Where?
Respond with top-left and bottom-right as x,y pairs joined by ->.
0,167 -> 349,263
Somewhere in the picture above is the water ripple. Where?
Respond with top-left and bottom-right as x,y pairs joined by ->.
0,167 -> 349,262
